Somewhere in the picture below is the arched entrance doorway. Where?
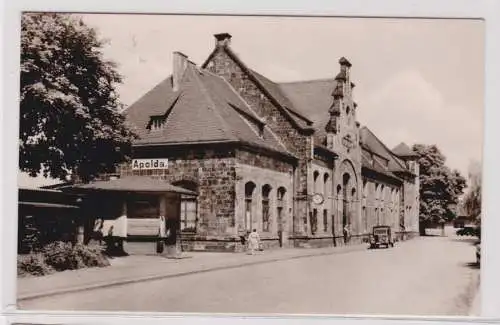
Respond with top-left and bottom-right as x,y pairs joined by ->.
342,173 -> 351,230
338,159 -> 359,244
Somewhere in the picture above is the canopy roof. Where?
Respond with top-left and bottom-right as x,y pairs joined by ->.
19,201 -> 79,209
72,176 -> 197,196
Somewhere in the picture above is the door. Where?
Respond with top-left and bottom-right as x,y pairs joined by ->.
277,207 -> 283,247
332,214 -> 336,247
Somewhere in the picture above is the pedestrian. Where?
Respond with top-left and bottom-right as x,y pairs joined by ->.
247,229 -> 260,255
343,223 -> 351,244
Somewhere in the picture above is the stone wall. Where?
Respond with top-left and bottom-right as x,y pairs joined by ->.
120,145 -> 237,236
235,157 -> 294,246
205,47 -> 312,230
309,161 -> 335,238
362,174 -> 403,235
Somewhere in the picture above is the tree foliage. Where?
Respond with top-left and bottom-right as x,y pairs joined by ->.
20,13 -> 137,182
463,161 -> 482,224
412,144 -> 466,226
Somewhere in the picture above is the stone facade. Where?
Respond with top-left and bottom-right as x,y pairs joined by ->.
119,33 -> 420,252
120,144 -> 237,237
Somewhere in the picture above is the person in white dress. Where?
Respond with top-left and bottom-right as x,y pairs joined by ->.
247,229 -> 261,255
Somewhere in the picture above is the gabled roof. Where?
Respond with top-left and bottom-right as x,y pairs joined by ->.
361,149 -> 403,183
392,142 -> 419,158
202,45 -> 314,132
279,79 -> 337,135
124,62 -> 292,157
249,69 -> 314,128
359,126 -> 414,179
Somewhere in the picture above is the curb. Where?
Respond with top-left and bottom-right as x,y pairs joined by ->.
18,244 -> 368,302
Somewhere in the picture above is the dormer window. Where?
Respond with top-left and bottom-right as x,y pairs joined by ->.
147,116 -> 166,131
146,94 -> 181,132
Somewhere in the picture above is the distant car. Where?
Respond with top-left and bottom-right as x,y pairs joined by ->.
456,226 -> 476,236
475,242 -> 481,265
369,225 -> 395,249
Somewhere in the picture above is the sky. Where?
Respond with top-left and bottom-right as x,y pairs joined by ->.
19,14 -> 485,186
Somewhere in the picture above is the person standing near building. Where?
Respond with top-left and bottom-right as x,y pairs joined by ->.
343,223 -> 351,244
247,229 -> 260,255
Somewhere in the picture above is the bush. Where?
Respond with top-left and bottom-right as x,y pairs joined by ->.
17,253 -> 53,277
18,241 -> 111,277
43,241 -> 110,271
42,241 -> 84,271
72,243 -> 110,268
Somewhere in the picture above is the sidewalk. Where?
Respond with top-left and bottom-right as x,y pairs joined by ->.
468,276 -> 481,316
18,242 -> 371,301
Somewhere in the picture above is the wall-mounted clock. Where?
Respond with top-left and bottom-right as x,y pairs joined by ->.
312,193 -> 324,205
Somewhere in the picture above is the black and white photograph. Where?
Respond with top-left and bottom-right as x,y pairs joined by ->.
14,12 -> 484,317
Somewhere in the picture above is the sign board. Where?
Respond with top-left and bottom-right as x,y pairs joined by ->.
132,158 -> 169,170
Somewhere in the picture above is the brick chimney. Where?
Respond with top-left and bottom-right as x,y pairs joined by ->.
173,51 -> 188,92
214,33 -> 232,47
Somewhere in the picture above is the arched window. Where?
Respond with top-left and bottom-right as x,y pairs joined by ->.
262,184 -> 272,232
313,171 -> 320,193
277,187 -> 286,202
323,209 -> 328,232
245,182 -> 256,231
311,208 -> 318,235
363,206 -> 367,232
277,187 -> 286,233
342,173 -> 350,227
323,173 -> 330,197
346,106 -> 352,125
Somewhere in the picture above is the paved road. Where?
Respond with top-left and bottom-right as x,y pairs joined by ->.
19,236 -> 479,316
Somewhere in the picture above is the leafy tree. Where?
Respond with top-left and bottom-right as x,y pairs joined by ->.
463,161 -> 482,225
412,144 -> 467,234
20,13 -> 137,182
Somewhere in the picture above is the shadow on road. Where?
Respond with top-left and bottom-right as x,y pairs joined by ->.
462,262 -> 480,270
450,238 -> 480,245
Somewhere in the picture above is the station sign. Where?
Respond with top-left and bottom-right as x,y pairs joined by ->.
131,158 -> 169,170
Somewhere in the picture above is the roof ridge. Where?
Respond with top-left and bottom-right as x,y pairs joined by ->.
213,46 -> 314,129
204,68 -> 292,155
204,69 -> 266,124
279,78 -> 335,85
122,75 -> 174,114
188,65 -> 238,141
248,69 -> 314,124
392,142 -> 418,157
361,127 -> 409,171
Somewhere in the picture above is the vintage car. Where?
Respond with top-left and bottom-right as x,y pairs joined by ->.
369,225 -> 395,249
